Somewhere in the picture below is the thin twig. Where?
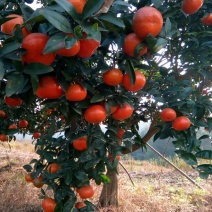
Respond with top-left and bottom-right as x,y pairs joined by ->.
146,143 -> 204,190
119,161 -> 135,186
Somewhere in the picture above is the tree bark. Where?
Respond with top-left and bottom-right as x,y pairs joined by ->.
98,167 -> 119,207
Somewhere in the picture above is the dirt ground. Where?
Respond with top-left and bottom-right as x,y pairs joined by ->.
0,141 -> 211,212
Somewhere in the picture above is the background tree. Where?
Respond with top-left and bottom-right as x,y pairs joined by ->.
0,0 -> 212,211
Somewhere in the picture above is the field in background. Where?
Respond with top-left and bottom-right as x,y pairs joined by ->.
0,140 -> 211,212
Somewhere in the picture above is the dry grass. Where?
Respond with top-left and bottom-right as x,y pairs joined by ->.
0,141 -> 211,212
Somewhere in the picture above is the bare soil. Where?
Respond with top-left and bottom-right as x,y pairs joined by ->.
0,141 -> 211,212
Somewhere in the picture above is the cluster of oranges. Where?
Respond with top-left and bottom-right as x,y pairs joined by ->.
181,0 -> 212,25
123,6 -> 163,57
160,108 -> 191,131
25,162 -> 94,211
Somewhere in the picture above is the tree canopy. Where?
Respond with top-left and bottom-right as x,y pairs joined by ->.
0,0 -> 212,211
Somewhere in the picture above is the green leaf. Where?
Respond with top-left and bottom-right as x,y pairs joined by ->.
43,33 -> 67,54
134,42 -> 146,58
23,164 -> 32,172
153,38 -> 168,52
54,0 -> 80,23
126,60 -> 135,86
39,8 -> 72,33
82,0 -> 105,19
63,196 -> 77,212
0,42 -> 21,57
165,18 -> 171,35
5,73 -> 26,96
30,75 -> 39,94
175,150 -> 197,166
0,59 -> 4,80
197,164 -> 212,174
98,13 -> 125,28
151,0 -> 163,8
195,150 -> 212,159
24,63 -> 54,75
145,34 -> 157,50
75,170 -> 89,182
90,94 -> 104,103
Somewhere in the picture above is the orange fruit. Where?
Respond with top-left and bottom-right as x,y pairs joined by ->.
0,110 -> 7,119
36,76 -> 64,99
1,14 -> 29,37
117,128 -> 125,139
182,0 -> 204,15
21,33 -> 55,65
33,176 -> 44,188
123,33 -> 147,57
25,173 -> 34,182
47,163 -> 60,174
160,108 -> 177,122
4,96 -> 23,107
67,0 -> 87,14
133,6 -> 163,39
84,105 -> 107,124
75,201 -> 86,209
18,119 -> 28,128
172,116 -> 191,131
0,134 -> 8,142
56,34 -> 80,56
122,71 -> 146,92
65,84 -> 87,101
8,124 -> 18,129
42,197 -> 56,212
77,185 -> 94,199
73,136 -> 87,151
202,13 -> 212,25
103,68 -> 123,86
112,103 -> 133,121
77,33 -> 100,58
33,132 -> 41,139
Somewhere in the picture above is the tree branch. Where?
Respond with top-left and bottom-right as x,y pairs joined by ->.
95,0 -> 114,15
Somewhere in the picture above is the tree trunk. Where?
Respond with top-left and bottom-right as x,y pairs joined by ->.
98,167 -> 119,207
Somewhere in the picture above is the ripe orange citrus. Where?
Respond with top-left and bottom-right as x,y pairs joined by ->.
42,197 -> 56,212
67,0 -> 87,14
181,0 -> 204,15
21,33 -> 55,65
123,33 -> 147,57
47,163 -> 60,174
33,176 -> 44,188
117,128 -> 125,139
160,108 -> 177,122
172,116 -> 191,131
33,132 -> 41,139
77,34 -> 100,58
103,68 -> 123,86
0,134 -> 8,142
4,96 -> 23,107
73,136 -> 87,151
133,6 -> 163,39
75,201 -> 86,209
202,13 -> 212,25
36,76 -> 64,99
19,119 -> 28,128
56,34 -> 80,57
25,173 -> 34,182
122,71 -> 146,92
84,105 -> 107,124
0,110 -> 7,119
112,103 -> 133,120
8,124 -> 18,129
1,14 -> 29,37
77,185 -> 94,199
65,84 -> 87,101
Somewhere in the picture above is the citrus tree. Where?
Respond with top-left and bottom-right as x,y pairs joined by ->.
0,0 -> 212,211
